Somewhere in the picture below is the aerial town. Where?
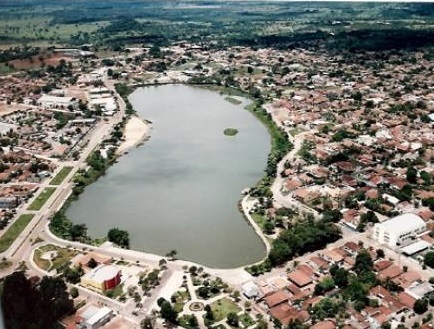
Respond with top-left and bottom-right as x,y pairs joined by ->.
0,19 -> 434,329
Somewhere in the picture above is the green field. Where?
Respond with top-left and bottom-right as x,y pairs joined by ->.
50,166 -> 73,185
27,187 -> 56,211
0,214 -> 34,253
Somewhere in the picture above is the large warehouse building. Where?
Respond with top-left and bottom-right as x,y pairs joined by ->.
81,264 -> 121,293
373,213 -> 427,248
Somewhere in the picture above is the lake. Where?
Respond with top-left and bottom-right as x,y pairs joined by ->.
67,85 -> 270,268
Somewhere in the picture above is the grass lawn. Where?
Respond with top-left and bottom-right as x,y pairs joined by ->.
289,127 -> 302,137
50,166 -> 73,185
251,212 -> 267,230
27,187 -> 56,210
239,313 -> 255,327
105,283 -> 124,299
209,297 -> 241,323
35,244 -> 79,271
33,248 -> 51,271
0,214 -> 34,253
0,259 -> 13,270
178,315 -> 199,329
0,63 -> 15,75
172,288 -> 190,313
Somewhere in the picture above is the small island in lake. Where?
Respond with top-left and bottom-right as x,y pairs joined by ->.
224,128 -> 239,136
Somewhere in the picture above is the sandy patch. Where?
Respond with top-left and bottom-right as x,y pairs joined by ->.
116,115 -> 151,155
0,103 -> 30,116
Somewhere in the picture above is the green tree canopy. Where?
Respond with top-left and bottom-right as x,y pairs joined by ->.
1,272 -> 75,329
108,227 -> 130,248
424,251 -> 434,268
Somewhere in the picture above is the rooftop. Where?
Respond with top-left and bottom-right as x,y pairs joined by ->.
82,264 -> 120,283
376,213 -> 426,236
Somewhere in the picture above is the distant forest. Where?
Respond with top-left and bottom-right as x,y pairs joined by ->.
1,1 -> 434,51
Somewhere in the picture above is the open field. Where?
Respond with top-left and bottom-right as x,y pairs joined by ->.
0,214 -> 34,253
27,187 -> 56,211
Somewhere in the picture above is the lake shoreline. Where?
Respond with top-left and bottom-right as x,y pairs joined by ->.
116,115 -> 151,155
59,83 -> 273,268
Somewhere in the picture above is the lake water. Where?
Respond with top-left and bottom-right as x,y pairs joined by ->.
66,85 -> 270,268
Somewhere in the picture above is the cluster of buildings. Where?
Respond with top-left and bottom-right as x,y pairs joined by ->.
1,40 -> 434,327
244,235 -> 433,328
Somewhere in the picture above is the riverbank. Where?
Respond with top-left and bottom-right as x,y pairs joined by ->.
116,115 -> 151,155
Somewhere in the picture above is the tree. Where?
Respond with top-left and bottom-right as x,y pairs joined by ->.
63,265 -> 83,284
204,304 -> 214,320
87,257 -> 98,269
70,287 -> 79,298
424,251 -> 434,268
2,272 -> 75,329
332,267 -> 349,288
381,322 -> 392,329
376,249 -> 385,259
1,271 -> 36,328
314,277 -> 335,295
322,209 -> 343,223
406,166 -> 418,184
428,293 -> 434,306
354,249 -> 374,274
227,312 -> 239,327
141,314 -> 156,329
69,224 -> 87,241
107,228 -> 130,248
160,300 -> 178,324
414,298 -> 428,314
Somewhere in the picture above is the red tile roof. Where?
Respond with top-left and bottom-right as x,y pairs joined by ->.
264,290 -> 291,308
288,270 -> 313,287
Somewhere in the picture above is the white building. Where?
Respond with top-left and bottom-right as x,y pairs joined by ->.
78,305 -> 113,329
373,213 -> 426,248
38,95 -> 78,110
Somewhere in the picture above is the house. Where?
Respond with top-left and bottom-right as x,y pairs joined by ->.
287,270 -> 313,288
264,290 -> 291,308
270,303 -> 309,326
322,249 -> 344,264
310,320 -> 336,329
377,265 -> 403,281
397,292 -> 416,309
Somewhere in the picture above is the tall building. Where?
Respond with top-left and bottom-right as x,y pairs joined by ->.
373,213 -> 426,248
